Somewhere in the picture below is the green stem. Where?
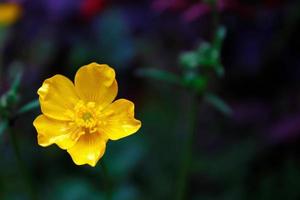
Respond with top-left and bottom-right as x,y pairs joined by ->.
101,161 -> 113,200
176,93 -> 198,200
211,0 -> 219,35
8,121 -> 36,200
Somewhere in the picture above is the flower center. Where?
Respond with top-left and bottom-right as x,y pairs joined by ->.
72,100 -> 101,133
82,112 -> 93,122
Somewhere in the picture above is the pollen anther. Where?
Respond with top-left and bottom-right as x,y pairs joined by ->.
73,100 -> 101,133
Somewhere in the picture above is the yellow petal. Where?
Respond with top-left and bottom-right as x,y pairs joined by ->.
38,75 -> 79,121
100,99 -> 141,140
67,132 -> 107,167
33,115 -> 83,150
74,62 -> 118,109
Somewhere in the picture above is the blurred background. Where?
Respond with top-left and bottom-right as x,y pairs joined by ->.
0,0 -> 300,199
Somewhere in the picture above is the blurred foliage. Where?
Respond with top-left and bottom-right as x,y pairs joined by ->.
204,93 -> 232,116
0,64 -> 22,135
0,0 -> 300,199
180,26 -> 226,77
0,63 -> 39,135
137,26 -> 229,116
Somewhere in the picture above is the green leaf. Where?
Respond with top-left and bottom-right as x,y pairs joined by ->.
197,43 -> 225,77
180,42 -> 218,69
5,91 -> 20,108
17,99 -> 39,115
183,72 -> 207,93
213,26 -> 226,51
136,68 -> 182,85
0,62 -> 24,108
179,51 -> 199,69
204,93 -> 232,116
0,100 -> 9,118
179,26 -> 226,78
210,26 -> 226,77
197,42 -> 219,68
197,42 -> 213,63
196,42 -> 212,55
193,77 -> 208,92
9,62 -> 23,92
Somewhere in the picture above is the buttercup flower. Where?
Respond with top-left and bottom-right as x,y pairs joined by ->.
0,3 -> 22,26
33,63 -> 141,167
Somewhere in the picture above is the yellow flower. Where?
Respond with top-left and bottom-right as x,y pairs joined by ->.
33,63 -> 141,167
0,3 -> 22,26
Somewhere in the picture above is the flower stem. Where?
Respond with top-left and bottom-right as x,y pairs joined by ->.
176,93 -> 198,200
101,161 -> 113,200
211,0 -> 219,35
8,121 -> 36,200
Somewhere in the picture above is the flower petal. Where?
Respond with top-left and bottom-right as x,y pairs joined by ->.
33,115 -> 83,150
74,62 -> 118,109
67,132 -> 107,167
100,99 -> 141,140
38,75 -> 79,121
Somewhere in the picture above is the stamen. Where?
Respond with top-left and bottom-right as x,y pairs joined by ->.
72,101 -> 102,134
